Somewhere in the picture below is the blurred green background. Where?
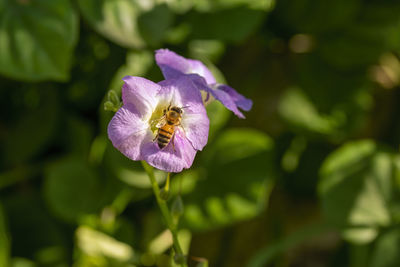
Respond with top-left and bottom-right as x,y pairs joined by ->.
2,0 -> 400,266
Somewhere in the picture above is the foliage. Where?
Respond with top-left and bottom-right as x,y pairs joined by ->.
1,0 -> 400,266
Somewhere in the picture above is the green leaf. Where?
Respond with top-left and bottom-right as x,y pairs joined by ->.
138,4 -> 174,47
179,128 -> 275,231
318,140 -> 396,244
78,0 -> 144,48
0,0 -> 78,81
103,142 -> 165,189
0,203 -> 10,267
64,115 -> 94,157
11,258 -> 37,267
295,55 -> 371,112
108,50 -> 153,93
75,226 -> 134,264
2,87 -> 59,166
187,6 -> 268,43
78,1 -> 174,48
275,0 -> 360,34
44,157 -> 101,222
189,0 -> 274,12
278,88 -> 339,135
3,192 -> 68,262
278,86 -> 371,141
247,222 -> 330,267
370,228 -> 400,267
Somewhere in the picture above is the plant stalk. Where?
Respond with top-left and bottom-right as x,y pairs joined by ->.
141,161 -> 187,267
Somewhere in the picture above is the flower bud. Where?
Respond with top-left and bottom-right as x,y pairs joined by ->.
174,253 -> 187,265
159,188 -> 170,201
108,90 -> 121,106
104,101 -> 116,111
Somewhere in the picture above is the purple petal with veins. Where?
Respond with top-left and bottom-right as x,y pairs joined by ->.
155,49 -> 252,118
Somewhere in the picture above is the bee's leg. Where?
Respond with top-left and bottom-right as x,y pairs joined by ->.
178,122 -> 187,136
171,133 -> 176,152
153,131 -> 158,142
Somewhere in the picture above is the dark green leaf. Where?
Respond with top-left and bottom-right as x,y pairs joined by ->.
0,203 -> 10,267
2,87 -> 59,166
179,128 -> 275,231
138,4 -> 174,47
0,0 -> 78,81
247,222 -> 330,267
187,6 -> 267,43
3,192 -> 67,261
275,0 -> 360,33
44,157 -> 101,222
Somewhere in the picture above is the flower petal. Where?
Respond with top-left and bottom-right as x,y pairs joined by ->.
107,104 -> 153,161
206,85 -> 245,118
159,76 -> 210,150
216,84 -> 253,111
142,130 -> 197,173
155,49 -> 252,118
122,76 -> 160,120
187,59 -> 217,84
181,112 -> 209,151
155,49 -> 216,84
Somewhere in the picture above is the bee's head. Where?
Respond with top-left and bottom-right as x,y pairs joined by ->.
170,106 -> 184,114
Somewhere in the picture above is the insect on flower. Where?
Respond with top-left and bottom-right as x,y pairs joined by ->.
107,75 -> 209,173
155,104 -> 188,150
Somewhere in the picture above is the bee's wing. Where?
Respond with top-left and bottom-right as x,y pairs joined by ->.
156,116 -> 167,128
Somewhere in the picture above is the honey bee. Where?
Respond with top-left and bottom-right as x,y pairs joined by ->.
155,104 -> 185,149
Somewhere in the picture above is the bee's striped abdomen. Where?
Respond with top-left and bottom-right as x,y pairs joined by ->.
157,128 -> 173,149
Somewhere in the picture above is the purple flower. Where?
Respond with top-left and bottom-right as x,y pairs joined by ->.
155,49 -> 253,118
107,76 -> 209,173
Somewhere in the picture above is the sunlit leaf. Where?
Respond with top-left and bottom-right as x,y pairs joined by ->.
192,0 -> 274,12
278,88 -> 338,135
78,0 -> 174,48
0,0 -> 78,81
278,86 -> 371,141
318,140 -> 397,244
75,226 -> 134,264
11,258 -> 36,267
370,228 -> 400,267
78,0 -> 144,48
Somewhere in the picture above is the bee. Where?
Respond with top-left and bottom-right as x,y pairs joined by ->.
155,104 -> 185,150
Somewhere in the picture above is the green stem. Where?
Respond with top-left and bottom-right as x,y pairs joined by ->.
141,161 -> 187,267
